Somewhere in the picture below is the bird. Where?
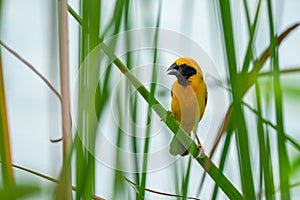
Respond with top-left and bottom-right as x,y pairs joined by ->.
167,57 -> 207,157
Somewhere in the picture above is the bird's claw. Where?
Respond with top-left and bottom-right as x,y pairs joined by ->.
161,110 -> 172,122
195,144 -> 205,159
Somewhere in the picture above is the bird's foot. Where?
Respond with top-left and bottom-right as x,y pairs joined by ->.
161,110 -> 172,122
195,144 -> 205,159
193,133 -> 205,158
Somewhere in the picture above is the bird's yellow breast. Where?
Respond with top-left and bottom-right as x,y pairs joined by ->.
171,74 -> 207,134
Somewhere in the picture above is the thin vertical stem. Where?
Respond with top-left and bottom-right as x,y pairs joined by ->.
57,0 -> 72,199
58,0 -> 71,163
0,54 -> 15,198
139,3 -> 162,198
267,1 -> 290,199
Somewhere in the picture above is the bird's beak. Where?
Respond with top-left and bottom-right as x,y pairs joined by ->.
167,63 -> 180,75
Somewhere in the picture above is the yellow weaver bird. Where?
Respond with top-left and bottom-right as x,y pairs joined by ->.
167,57 -> 207,157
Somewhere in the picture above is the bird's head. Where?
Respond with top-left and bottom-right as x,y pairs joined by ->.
167,57 -> 203,87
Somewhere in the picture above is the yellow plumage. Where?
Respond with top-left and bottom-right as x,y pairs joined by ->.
167,57 -> 207,156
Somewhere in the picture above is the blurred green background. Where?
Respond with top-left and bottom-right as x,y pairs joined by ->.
1,0 -> 300,199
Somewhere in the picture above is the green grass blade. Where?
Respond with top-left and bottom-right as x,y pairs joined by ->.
218,0 -> 237,79
88,1 -> 101,50
101,0 -> 125,38
112,91 -> 126,200
125,55 -> 140,188
181,157 -> 192,199
218,0 -> 255,198
172,161 -> 181,200
0,53 -> 15,199
130,92 -> 140,185
241,0 -> 262,73
122,2 -> 141,190
267,1 -> 291,199
138,53 -> 157,200
76,0 -> 116,199
234,109 -> 255,199
75,137 -> 85,200
242,0 -> 251,30
255,82 -> 275,199
211,127 -> 234,200
82,3 -> 101,199
75,1 -> 88,199
139,4 -> 162,198
76,1 -> 89,199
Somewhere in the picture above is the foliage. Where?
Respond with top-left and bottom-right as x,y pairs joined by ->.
1,1 -> 300,199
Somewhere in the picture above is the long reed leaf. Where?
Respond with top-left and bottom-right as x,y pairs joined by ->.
211,127 -> 234,200
139,4 -> 162,198
267,1 -> 291,199
0,52 -> 15,199
255,82 -> 275,199
241,0 -> 262,73
218,0 -> 255,198
181,157 -> 192,199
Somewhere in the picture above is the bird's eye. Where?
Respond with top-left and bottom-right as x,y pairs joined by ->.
181,64 -> 187,68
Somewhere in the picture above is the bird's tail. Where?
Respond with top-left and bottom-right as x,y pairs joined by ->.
169,136 -> 189,156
